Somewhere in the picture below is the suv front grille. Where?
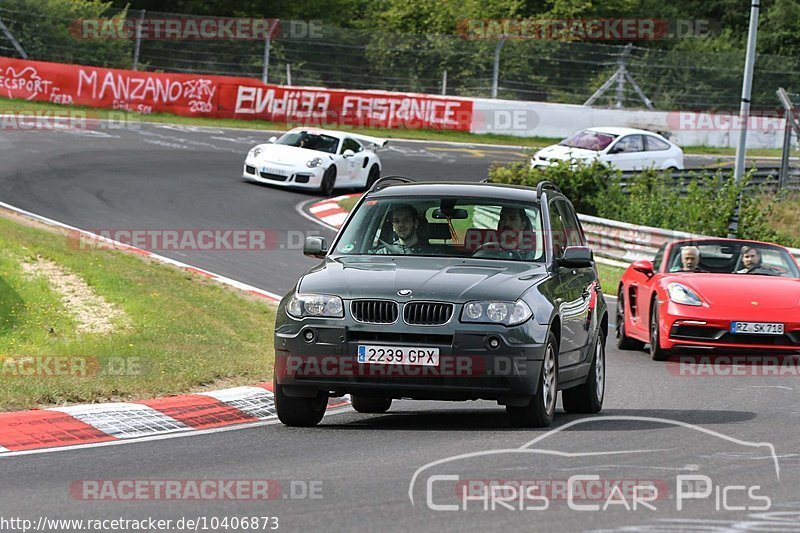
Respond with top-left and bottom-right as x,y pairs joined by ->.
351,300 -> 398,324
404,302 -> 453,326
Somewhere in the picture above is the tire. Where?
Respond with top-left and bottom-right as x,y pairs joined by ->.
507,331 -> 558,428
366,165 -> 380,189
562,333 -> 605,414
649,299 -> 672,361
616,287 -> 645,350
319,166 -> 336,197
274,380 -> 328,427
350,395 -> 392,414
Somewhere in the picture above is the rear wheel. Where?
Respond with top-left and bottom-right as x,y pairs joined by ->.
649,300 -> 672,361
350,395 -> 392,414
562,333 -> 605,414
274,380 -> 328,427
319,167 -> 336,197
507,332 -> 558,428
616,287 -> 645,350
366,165 -> 380,189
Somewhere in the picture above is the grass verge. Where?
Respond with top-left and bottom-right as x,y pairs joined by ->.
0,97 -> 776,155
0,210 -> 276,411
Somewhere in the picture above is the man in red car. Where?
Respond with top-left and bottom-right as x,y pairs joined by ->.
680,246 -> 706,272
737,246 -> 778,275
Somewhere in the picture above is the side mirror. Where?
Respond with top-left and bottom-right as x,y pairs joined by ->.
342,149 -> 355,158
559,246 -> 594,268
632,259 -> 655,277
303,236 -> 327,259
268,136 -> 277,143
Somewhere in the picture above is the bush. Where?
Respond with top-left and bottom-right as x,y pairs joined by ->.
487,160 -> 796,249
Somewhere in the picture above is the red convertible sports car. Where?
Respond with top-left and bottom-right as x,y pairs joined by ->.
616,238 -> 800,360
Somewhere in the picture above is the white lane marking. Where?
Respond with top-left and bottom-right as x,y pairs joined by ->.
199,387 -> 276,420
0,446 -> 8,453
0,200 -> 282,302
323,212 -> 348,226
309,202 -> 339,214
0,405 -> 353,458
49,403 -> 188,439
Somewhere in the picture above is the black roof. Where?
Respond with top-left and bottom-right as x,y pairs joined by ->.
367,181 -> 553,202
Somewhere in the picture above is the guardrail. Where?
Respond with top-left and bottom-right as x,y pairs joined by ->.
578,213 -> 800,268
616,167 -> 800,193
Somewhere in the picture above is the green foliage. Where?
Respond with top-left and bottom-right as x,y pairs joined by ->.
2,0 -> 132,68
488,160 -> 797,248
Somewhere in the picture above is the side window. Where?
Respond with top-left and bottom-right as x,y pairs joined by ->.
612,135 -> 644,153
340,138 -> 362,154
556,200 -> 584,247
645,136 -> 671,151
548,201 -> 567,259
652,243 -> 667,271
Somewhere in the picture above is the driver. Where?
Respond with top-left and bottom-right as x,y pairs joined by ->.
375,204 -> 431,255
736,246 -> 776,275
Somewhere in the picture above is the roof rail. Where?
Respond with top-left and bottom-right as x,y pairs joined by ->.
480,177 -> 492,183
536,180 -> 562,197
368,175 -> 415,192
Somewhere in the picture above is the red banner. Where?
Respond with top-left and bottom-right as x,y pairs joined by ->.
0,57 -> 473,130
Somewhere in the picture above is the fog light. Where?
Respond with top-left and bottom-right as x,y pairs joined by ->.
487,336 -> 501,350
303,329 -> 315,342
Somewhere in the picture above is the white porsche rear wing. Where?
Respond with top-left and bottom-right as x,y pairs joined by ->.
350,133 -> 389,149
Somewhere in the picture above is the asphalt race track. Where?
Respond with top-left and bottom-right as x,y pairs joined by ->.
1,124 -> 799,532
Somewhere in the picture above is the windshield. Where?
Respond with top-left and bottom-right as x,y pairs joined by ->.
275,131 -> 340,154
333,197 -> 545,262
559,130 -> 617,151
666,241 -> 800,277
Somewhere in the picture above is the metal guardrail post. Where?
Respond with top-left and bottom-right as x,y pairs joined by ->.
491,38 -> 505,99
0,16 -> 27,59
132,9 -> 145,71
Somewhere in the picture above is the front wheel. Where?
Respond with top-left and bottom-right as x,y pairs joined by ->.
507,332 -> 558,428
319,167 -> 336,197
274,380 -> 328,427
351,395 -> 392,414
649,300 -> 672,361
562,334 -> 605,414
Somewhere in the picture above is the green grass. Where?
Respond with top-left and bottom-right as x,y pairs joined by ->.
1,97 -> 776,154
0,213 -> 276,411
597,263 -> 625,297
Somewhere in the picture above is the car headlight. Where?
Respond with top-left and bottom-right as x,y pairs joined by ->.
286,293 -> 344,319
461,300 -> 532,326
306,157 -> 323,168
248,147 -> 262,158
667,283 -> 703,306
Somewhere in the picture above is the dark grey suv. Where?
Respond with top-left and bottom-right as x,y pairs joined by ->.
273,179 -> 608,427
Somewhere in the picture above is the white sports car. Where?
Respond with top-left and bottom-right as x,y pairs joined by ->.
530,126 -> 684,171
243,127 -> 387,196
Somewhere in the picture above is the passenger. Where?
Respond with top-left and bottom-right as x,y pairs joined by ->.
737,246 -> 776,275
473,207 -> 534,259
680,246 -> 705,272
375,204 -> 431,255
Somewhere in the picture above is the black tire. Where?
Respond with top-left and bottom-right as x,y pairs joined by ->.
274,380 -> 328,427
507,331 -> 558,428
562,334 -> 605,414
616,287 -> 645,350
319,166 -> 336,197
350,395 -> 392,414
366,165 -> 380,189
649,299 -> 672,361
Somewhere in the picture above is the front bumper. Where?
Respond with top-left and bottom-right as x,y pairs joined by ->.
659,300 -> 800,352
242,158 -> 323,188
274,308 -> 551,402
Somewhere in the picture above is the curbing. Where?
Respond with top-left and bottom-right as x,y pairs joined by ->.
0,200 -> 351,455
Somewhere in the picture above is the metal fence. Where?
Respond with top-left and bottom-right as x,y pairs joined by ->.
4,4 -> 800,111
616,167 -> 800,194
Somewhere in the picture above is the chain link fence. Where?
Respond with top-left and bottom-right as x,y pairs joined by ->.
3,4 -> 800,111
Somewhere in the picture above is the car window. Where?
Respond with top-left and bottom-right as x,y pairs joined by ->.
611,135 -> 644,153
559,130 -> 616,151
645,135 -> 671,151
333,197 -> 545,262
555,200 -> 584,247
275,131 -> 340,154
548,200 -> 568,259
665,241 -> 800,277
652,243 -> 667,271
340,138 -> 362,154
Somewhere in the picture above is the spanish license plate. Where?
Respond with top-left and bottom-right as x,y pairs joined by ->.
357,345 -> 439,366
730,322 -> 784,335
